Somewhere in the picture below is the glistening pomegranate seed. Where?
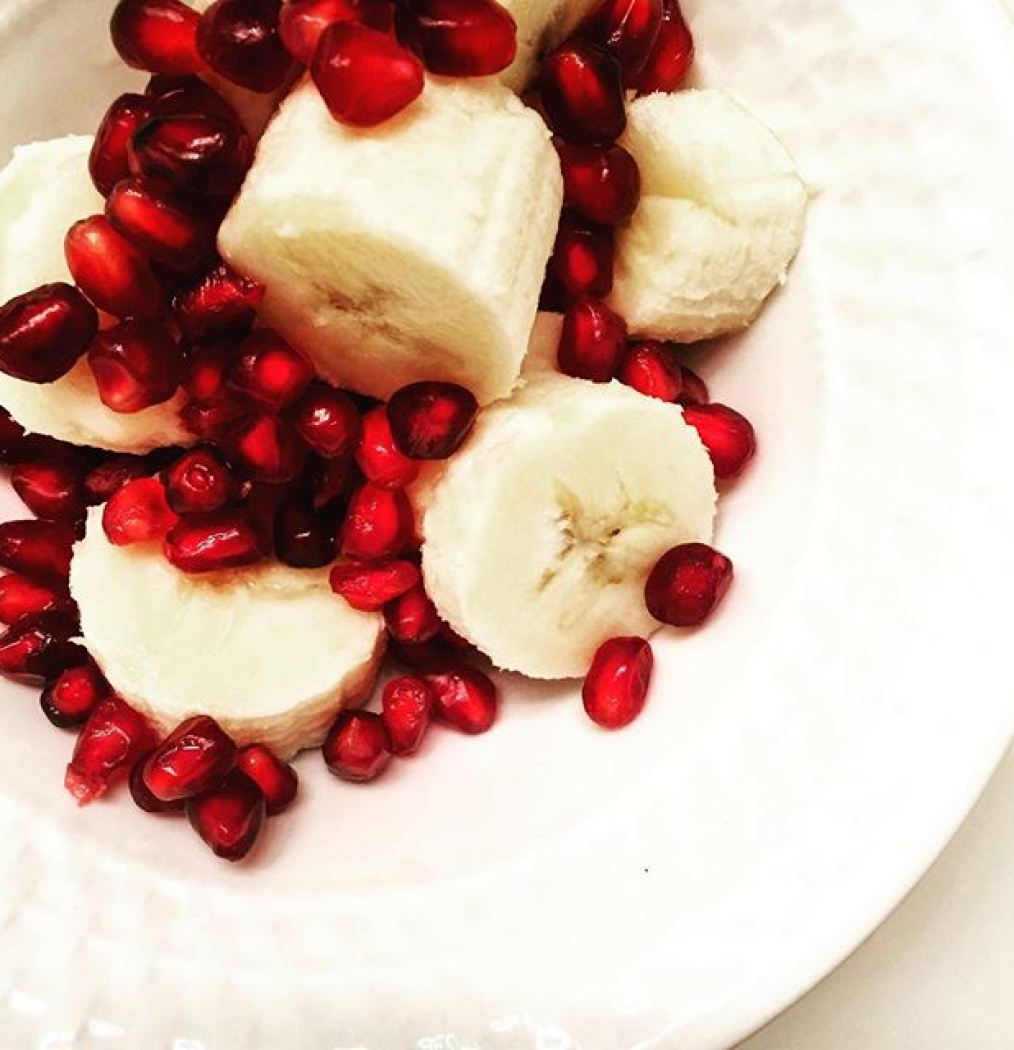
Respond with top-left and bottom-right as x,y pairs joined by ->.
164,509 -> 268,572
0,519 -> 77,583
83,456 -> 151,504
197,0 -> 293,93
273,499 -> 336,568
229,329 -> 314,411
329,558 -> 420,611
129,754 -> 185,812
677,363 -> 708,405
163,448 -> 237,514
0,574 -> 75,625
182,394 -> 248,441
186,769 -> 266,860
339,482 -> 415,560
644,542 -> 733,627
381,675 -> 435,755
65,696 -> 157,805
630,0 -> 693,94
386,381 -> 478,460
355,405 -> 419,487
11,460 -> 87,521
422,660 -> 498,734
384,580 -> 441,644
538,40 -> 625,145
146,73 -> 241,123
582,636 -> 653,729
143,715 -> 238,801
0,611 -> 80,680
323,710 -> 393,782
102,476 -> 180,546
309,454 -> 359,511
182,342 -> 234,403
90,93 -> 155,197
88,319 -> 184,413
578,0 -> 662,78
557,297 -> 627,382
555,140 -> 641,226
172,263 -> 265,342
279,0 -> 394,66
110,0 -> 204,75
236,744 -> 298,814
681,402 -> 757,480
0,283 -> 98,384
409,0 -> 518,77
290,382 -> 362,459
223,412 -> 308,483
549,211 -> 614,300
40,661 -> 111,729
616,340 -> 683,402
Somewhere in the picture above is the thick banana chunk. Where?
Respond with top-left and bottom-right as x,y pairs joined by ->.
608,90 -> 807,342
0,137 -> 190,452
418,373 -> 717,678
498,0 -> 600,92
218,78 -> 563,405
71,509 -> 385,759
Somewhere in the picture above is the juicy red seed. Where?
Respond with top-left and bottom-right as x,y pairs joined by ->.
197,0 -> 292,93
329,558 -> 420,611
64,696 -> 157,805
631,0 -> 693,94
224,412 -> 308,483
84,456 -> 151,504
102,476 -> 180,546
0,611 -> 79,680
339,482 -> 414,560
186,769 -> 266,860
386,381 -> 477,461
182,342 -> 234,402
582,635 -> 653,729
422,661 -> 498,734
129,754 -> 185,812
677,363 -> 708,405
644,542 -> 733,626
147,74 -> 242,121
555,140 -> 640,226
90,94 -> 155,197
11,461 -> 86,521
308,454 -> 359,511
557,297 -> 627,382
388,637 -> 458,672
0,408 -> 25,462
0,520 -> 76,583
290,382 -> 361,459
279,0 -> 393,65
88,319 -> 184,414
128,113 -> 253,198
355,405 -> 419,488
538,41 -> 625,146
163,447 -> 237,514
235,743 -> 298,814
0,574 -> 74,625
0,283 -> 98,384
40,661 -> 111,729
681,402 -> 756,480
164,509 -> 268,572
110,0 -> 204,75
408,0 -> 517,76
549,211 -> 614,300
229,329 -> 314,411
616,340 -> 683,402
323,710 -> 392,782
65,216 -> 163,320
384,580 -> 440,644
381,674 -> 434,755
173,263 -> 265,342
274,499 -> 336,567
579,0 -> 662,78
312,21 -> 425,128
143,714 -> 238,801
182,394 -> 248,441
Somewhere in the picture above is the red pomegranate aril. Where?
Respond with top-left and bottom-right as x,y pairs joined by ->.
0,611 -> 79,680
423,660 -> 498,734
329,558 -> 419,611
164,508 -> 267,572
677,363 -> 708,405
0,574 -> 73,625
11,460 -> 86,521
681,402 -> 756,480
538,41 -> 625,145
308,453 -> 359,510
408,0 -> 517,76
312,22 -> 425,127
173,264 -> 265,342
129,754 -> 185,812
384,580 -> 440,644
549,211 -> 614,300
323,710 -> 392,782
582,635 -> 653,729
355,405 -> 419,488
40,661 -> 111,729
557,297 -> 626,382
339,482 -> 414,560
644,541 -> 733,626
163,447 -> 237,514
0,520 -> 76,583
236,743 -> 298,814
555,140 -> 640,226
182,394 -> 248,441
224,412 -> 308,483
631,0 -> 693,94
579,0 -> 661,78
386,381 -> 477,461
290,382 -> 361,459
102,476 -> 179,546
142,715 -> 238,801
0,408 -> 25,462
147,74 -> 242,122
229,329 -> 314,411
616,340 -> 683,402
83,456 -> 151,504
110,0 -> 204,75
197,0 -> 293,92
186,769 -> 266,860
381,674 -> 434,755
90,94 -> 155,197
0,283 -> 98,384
279,0 -> 393,65
88,319 -> 184,414
274,499 -> 336,567
65,696 -> 157,805
181,342 -> 234,402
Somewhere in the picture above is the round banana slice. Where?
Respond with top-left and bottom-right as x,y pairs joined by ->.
71,509 -> 385,759
607,89 -> 808,342
418,373 -> 717,679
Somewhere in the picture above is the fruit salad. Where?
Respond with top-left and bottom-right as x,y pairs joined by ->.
0,0 -> 806,862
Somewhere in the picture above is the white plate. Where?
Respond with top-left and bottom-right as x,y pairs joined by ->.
1,0 -> 1013,1047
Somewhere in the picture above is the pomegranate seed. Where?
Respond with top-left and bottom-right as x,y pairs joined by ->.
381,675 -> 434,755
289,382 -> 360,460
0,574 -> 74,625
616,340 -> 682,402
384,580 -> 440,644
677,363 -> 708,405
235,743 -> 298,814
422,660 -> 498,734
102,476 -> 179,546
229,330 -> 314,411
538,41 -> 625,145
0,611 -> 79,680
164,448 -> 236,514
0,520 -> 76,583
142,714 -> 238,801
549,211 -> 613,300
110,0 -> 203,75
308,453 -> 359,510
312,22 -> 425,127
329,558 -> 419,611
582,635 -> 653,729
182,395 -> 247,441
0,283 -> 98,384
557,297 -> 626,382
681,402 -> 756,480
631,0 -> 693,94
274,499 -> 336,567
0,408 -> 25,462
181,342 -> 233,403
11,461 -> 86,521
40,660 -> 111,729
555,140 -> 640,226
173,264 -> 264,343
129,753 -> 185,812
164,508 -> 267,572
355,405 -> 419,488
339,482 -> 414,560
323,710 -> 392,782
88,319 -> 184,413
147,73 -> 240,119
65,696 -> 156,805
90,94 -> 155,197
128,113 -> 253,198
224,412 -> 308,483
186,769 -> 266,860
644,541 -> 733,626
279,0 -> 393,65
388,637 -> 456,672
83,456 -> 151,504
386,381 -> 477,460
579,0 -> 661,78
408,0 -> 517,76
197,0 -> 292,92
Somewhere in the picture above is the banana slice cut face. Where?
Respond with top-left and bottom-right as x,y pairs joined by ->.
498,0 -> 600,91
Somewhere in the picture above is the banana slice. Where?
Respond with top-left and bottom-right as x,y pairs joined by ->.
521,309 -> 563,377
417,373 -> 717,678
498,0 -> 600,92
218,77 -> 562,406
71,508 -> 385,759
0,136 -> 191,452
607,90 -> 808,342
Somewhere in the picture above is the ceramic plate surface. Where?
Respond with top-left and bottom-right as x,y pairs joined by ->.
1,0 -> 1013,1047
